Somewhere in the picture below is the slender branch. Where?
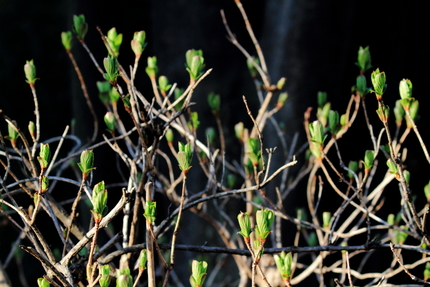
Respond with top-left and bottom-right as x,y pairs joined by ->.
65,49 -> 98,144
390,242 -> 430,285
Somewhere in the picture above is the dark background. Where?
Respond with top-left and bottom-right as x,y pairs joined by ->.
1,0 -> 429,286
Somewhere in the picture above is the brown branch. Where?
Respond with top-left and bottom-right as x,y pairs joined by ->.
390,242 -> 430,285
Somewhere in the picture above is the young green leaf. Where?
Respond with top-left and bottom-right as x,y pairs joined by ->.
190,260 -> 208,287
104,112 -> 116,133
177,142 -> 193,173
91,181 -> 108,223
399,79 -> 412,99
37,278 -> 50,287
143,201 -> 157,225
106,27 -> 122,57
145,56 -> 158,79
103,54 -> 119,84
371,68 -> 387,99
131,30 -> 147,57
72,14 -> 88,41
24,60 -> 37,86
356,46 -> 372,73
37,143 -> 51,170
61,31 -> 73,51
99,265 -> 111,287
237,212 -> 252,243
77,150 -> 95,179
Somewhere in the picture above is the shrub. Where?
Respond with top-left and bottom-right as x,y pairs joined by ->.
1,2 -> 430,287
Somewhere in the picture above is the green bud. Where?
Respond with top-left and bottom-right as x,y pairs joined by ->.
145,56 -> 158,78
24,60 -> 37,86
247,56 -> 260,78
307,232 -> 317,247
61,31 -> 73,51
188,112 -> 200,131
425,262 -> 430,281
190,260 -> 208,287
77,149 -> 95,178
106,27 -> 122,57
189,56 -> 205,81
247,138 -> 261,166
328,110 -> 340,135
340,114 -> 347,126
177,142 -> 193,173
227,174 -> 237,188
208,93 -> 221,116
37,278 -> 50,287
28,121 -> 35,138
356,46 -> 372,73
205,127 -> 216,145
363,150 -> 375,172
255,208 -> 275,243
394,100 -> 405,127
347,161 -> 358,179
234,122 -> 245,142
371,68 -> 387,98
309,120 -> 326,146
158,75 -> 172,92
185,49 -> 203,69
237,212 -> 252,241
276,92 -> 288,109
131,30 -> 147,57
274,251 -> 293,282
317,91 -> 327,108
322,211 -> 331,229
399,79 -> 412,99
72,14 -> 88,41
138,249 -> 147,272
393,225 -> 408,244
110,86 -> 121,104
356,75 -> 368,97
99,265 -> 111,287
424,181 -> 430,202
41,175 -> 49,193
116,268 -> 133,287
376,103 -> 390,123
386,159 -> 399,179
103,54 -> 119,84
173,87 -> 185,110
143,201 -> 157,225
185,49 -> 204,81
37,143 -> 51,170
92,181 -> 108,222
7,120 -> 19,147
104,112 -> 115,133
165,129 -> 174,143
276,77 -> 286,90
97,81 -> 112,104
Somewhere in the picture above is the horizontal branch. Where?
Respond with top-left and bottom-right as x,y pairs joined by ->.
99,242 -> 430,265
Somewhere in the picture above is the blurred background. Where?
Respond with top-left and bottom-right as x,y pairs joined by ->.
0,0 -> 429,285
